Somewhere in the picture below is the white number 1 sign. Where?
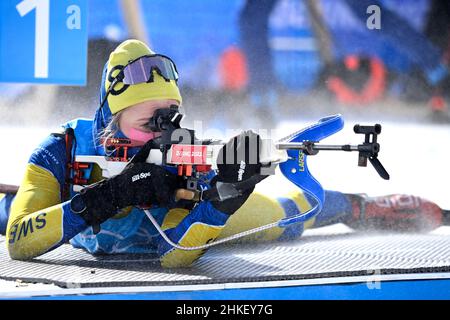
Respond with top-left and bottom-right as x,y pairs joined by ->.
16,0 -> 50,79
1,0 -> 87,85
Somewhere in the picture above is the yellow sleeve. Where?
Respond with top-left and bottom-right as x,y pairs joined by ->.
220,190 -> 315,243
6,164 -> 66,260
159,207 -> 225,268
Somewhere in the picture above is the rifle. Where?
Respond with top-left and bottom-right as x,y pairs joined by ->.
71,106 -> 389,205
0,184 -> 19,194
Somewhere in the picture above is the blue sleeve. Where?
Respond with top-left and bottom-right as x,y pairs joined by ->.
61,200 -> 89,243
0,193 -> 15,235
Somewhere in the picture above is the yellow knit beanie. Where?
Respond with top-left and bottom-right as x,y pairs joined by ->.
105,39 -> 182,114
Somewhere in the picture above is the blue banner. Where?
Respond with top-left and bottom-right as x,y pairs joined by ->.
0,0 -> 88,85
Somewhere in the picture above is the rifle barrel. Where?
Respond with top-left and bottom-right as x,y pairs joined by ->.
0,183 -> 19,195
276,142 -> 359,152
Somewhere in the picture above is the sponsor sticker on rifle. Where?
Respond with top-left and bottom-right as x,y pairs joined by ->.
170,145 -> 208,164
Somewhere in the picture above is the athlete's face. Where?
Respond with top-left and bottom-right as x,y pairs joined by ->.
119,99 -> 180,143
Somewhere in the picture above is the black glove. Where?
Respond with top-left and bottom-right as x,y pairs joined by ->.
210,130 -> 263,215
71,140 -> 179,231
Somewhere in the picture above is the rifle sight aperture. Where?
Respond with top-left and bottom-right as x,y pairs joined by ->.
147,105 -> 183,132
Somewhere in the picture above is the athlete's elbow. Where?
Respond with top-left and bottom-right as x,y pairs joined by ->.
159,250 -> 203,268
5,225 -> 34,260
7,241 -> 38,261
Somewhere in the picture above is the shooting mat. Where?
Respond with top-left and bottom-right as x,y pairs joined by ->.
1,229 -> 450,289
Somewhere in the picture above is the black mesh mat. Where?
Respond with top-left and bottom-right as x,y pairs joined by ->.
1,232 -> 450,288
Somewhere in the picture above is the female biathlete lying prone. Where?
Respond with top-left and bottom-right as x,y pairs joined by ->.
0,40 -> 445,268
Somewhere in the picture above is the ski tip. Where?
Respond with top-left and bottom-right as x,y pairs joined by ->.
442,209 -> 450,226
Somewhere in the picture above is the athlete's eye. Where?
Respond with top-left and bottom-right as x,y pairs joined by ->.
139,124 -> 152,132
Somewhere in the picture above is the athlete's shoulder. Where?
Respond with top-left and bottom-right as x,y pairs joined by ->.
27,131 -> 66,183
29,132 -> 65,166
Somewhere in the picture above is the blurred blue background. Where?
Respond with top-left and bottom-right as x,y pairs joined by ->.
1,0 -> 449,127
86,0 -> 430,91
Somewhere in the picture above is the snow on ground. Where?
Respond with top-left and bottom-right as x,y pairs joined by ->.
0,279 -> 60,297
0,126 -> 59,186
